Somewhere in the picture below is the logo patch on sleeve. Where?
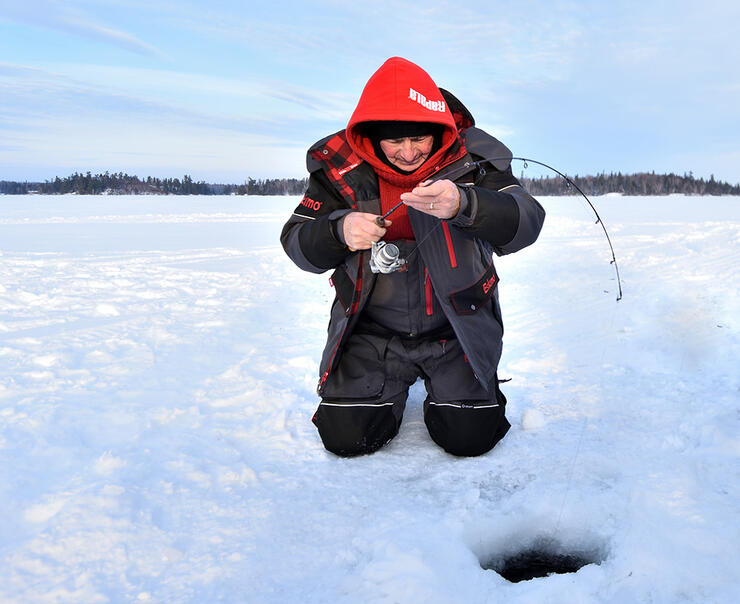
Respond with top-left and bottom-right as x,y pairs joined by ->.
299,196 -> 323,212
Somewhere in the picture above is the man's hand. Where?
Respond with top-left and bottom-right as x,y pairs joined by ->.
342,212 -> 391,251
400,179 -> 460,219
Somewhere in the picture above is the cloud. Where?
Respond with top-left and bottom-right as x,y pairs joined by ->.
0,62 -> 331,180
0,62 -> 331,134
0,111 -> 308,181
262,82 -> 354,121
0,0 -> 164,58
315,0 -> 583,83
3,0 -> 738,184
58,16 -> 163,58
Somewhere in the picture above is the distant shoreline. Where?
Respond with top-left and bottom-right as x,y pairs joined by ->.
2,170 -> 739,196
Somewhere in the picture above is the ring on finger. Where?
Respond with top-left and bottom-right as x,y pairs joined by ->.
430,202 -> 434,210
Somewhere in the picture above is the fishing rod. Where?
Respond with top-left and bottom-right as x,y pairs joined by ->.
376,156 -> 623,301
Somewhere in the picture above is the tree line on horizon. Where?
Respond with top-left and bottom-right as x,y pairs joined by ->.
0,172 -> 307,196
519,170 -> 740,196
1,170 -> 738,196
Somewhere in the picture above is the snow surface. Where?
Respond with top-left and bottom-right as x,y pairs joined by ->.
0,193 -> 738,603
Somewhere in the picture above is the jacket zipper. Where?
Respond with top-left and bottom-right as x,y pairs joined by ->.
349,261 -> 363,315
441,222 -> 457,268
318,254 -> 364,392
424,267 -> 433,316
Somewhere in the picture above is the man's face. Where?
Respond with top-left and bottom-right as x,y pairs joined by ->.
379,135 -> 434,171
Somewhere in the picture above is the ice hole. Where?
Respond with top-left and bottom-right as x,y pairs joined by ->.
479,535 -> 606,583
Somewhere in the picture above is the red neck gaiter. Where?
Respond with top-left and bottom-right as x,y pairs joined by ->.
373,161 -> 439,240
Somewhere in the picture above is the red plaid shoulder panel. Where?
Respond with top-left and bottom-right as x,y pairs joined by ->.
310,133 -> 361,208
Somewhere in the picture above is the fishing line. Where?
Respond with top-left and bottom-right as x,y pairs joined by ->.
507,157 -> 622,301
377,156 -> 625,535
551,293 -> 621,540
376,156 -> 624,539
378,156 -> 624,301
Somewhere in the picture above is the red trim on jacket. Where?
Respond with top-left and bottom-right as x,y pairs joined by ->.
424,267 -> 434,316
441,221 -> 458,268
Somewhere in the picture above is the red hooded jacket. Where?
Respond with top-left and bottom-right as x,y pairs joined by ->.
345,57 -> 466,239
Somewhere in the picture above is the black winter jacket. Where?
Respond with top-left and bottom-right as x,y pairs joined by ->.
281,99 -> 545,395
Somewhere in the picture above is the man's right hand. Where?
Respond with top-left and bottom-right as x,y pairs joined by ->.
342,212 -> 391,251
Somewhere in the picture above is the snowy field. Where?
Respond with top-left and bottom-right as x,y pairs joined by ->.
0,193 -> 738,603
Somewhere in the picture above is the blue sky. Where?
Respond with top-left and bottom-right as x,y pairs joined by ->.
1,0 -> 739,184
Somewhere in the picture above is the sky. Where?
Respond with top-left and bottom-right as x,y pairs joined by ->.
1,0 -> 739,185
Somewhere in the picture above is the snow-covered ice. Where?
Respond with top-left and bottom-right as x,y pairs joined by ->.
0,193 -> 737,603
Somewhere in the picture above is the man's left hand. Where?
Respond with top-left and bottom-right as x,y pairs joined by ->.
400,179 -> 460,219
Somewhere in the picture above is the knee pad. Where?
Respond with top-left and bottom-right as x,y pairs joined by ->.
313,401 -> 400,457
424,399 -> 510,457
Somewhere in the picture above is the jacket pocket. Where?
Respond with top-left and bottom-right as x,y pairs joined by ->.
448,262 -> 499,315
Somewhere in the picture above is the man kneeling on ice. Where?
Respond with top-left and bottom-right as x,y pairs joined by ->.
281,57 -> 545,457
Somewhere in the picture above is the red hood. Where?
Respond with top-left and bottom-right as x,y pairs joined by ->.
346,57 -> 459,175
